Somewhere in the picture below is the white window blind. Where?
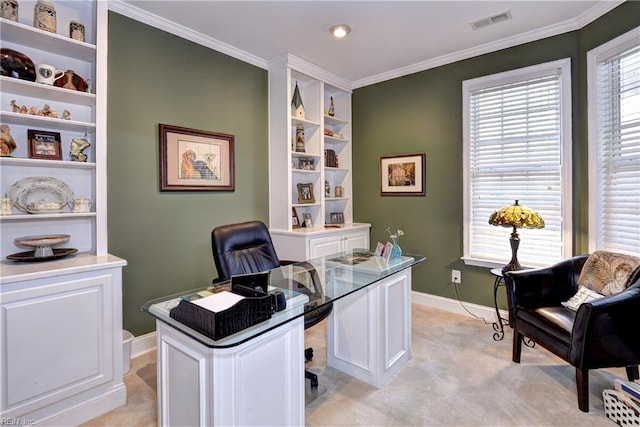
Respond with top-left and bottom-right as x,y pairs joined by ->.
588,28 -> 640,256
463,59 -> 572,268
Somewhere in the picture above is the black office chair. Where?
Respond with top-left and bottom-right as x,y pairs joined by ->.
211,220 -> 332,388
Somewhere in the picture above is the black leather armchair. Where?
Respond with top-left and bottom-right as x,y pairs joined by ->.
211,220 -> 333,388
504,255 -> 640,412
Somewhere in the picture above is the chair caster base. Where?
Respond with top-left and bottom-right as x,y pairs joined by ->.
305,370 -> 318,388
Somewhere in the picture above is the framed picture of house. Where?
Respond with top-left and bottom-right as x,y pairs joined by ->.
159,124 -> 235,191
380,153 -> 425,196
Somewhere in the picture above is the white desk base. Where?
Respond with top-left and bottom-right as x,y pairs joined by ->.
156,317 -> 305,426
155,268 -> 413,426
327,268 -> 412,388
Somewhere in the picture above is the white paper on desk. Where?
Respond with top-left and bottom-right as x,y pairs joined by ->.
191,291 -> 245,313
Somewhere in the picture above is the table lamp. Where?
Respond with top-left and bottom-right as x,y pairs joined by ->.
488,200 -> 545,273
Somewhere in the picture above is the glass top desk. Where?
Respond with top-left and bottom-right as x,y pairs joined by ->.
143,249 -> 426,348
143,249 -> 425,427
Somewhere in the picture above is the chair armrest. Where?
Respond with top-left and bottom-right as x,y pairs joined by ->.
277,260 -> 323,298
504,255 -> 589,321
569,282 -> 640,368
279,260 -> 321,285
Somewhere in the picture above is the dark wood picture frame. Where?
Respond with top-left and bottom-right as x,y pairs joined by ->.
330,212 -> 344,224
159,124 -> 235,192
28,129 -> 62,160
292,207 -> 301,229
380,153 -> 426,196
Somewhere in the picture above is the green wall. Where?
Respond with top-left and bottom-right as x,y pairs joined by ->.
352,1 -> 639,310
108,3 -> 638,335
107,13 -> 268,335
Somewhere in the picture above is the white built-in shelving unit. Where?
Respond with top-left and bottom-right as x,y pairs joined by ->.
0,0 -> 106,258
268,54 -> 370,260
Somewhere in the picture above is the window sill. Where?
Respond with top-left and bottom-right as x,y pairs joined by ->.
461,257 -> 503,269
461,257 -> 547,270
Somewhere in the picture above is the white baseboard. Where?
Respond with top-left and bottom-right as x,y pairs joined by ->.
38,384 -> 126,426
128,293 -> 507,358
131,331 -> 156,358
411,290 -> 506,322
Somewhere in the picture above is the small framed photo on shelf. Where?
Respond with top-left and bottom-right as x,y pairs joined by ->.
297,183 -> 315,204
28,129 -> 62,160
298,158 -> 315,170
292,207 -> 300,229
303,212 -> 313,228
330,212 -> 344,224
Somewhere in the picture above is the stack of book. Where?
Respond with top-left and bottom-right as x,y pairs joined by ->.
614,378 -> 640,403
325,149 -> 339,167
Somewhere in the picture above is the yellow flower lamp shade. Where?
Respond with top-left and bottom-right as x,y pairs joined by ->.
489,200 -> 545,273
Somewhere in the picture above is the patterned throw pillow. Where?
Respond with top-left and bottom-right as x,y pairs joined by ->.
561,286 -> 604,311
577,251 -> 640,296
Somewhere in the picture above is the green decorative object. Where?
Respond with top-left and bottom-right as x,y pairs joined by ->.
291,81 -> 305,119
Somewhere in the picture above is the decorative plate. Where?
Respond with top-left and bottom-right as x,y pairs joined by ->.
7,248 -> 78,262
7,176 -> 74,214
14,234 -> 70,248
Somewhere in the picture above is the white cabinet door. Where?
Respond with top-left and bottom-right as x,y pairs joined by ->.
1,272 -> 121,422
271,224 -> 370,261
309,235 -> 343,258
308,229 -> 370,258
343,231 -> 369,251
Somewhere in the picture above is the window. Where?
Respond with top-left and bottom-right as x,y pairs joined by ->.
462,59 -> 572,268
588,27 -> 640,256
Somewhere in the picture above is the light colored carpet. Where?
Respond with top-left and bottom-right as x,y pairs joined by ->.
84,304 -> 621,426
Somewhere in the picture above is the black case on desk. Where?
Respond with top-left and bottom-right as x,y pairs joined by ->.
169,293 -> 273,341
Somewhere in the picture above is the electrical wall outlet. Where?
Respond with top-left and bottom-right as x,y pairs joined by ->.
451,269 -> 461,284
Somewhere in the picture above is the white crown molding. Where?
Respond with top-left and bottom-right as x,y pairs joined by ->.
269,53 -> 352,93
575,0 -> 625,28
108,0 -> 268,70
353,0 -> 626,89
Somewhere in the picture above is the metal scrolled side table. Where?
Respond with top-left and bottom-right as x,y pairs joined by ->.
490,268 -> 534,347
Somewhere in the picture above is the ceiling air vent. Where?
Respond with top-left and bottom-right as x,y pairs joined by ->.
470,11 -> 512,30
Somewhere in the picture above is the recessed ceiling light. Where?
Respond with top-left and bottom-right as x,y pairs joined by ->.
329,24 -> 351,39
